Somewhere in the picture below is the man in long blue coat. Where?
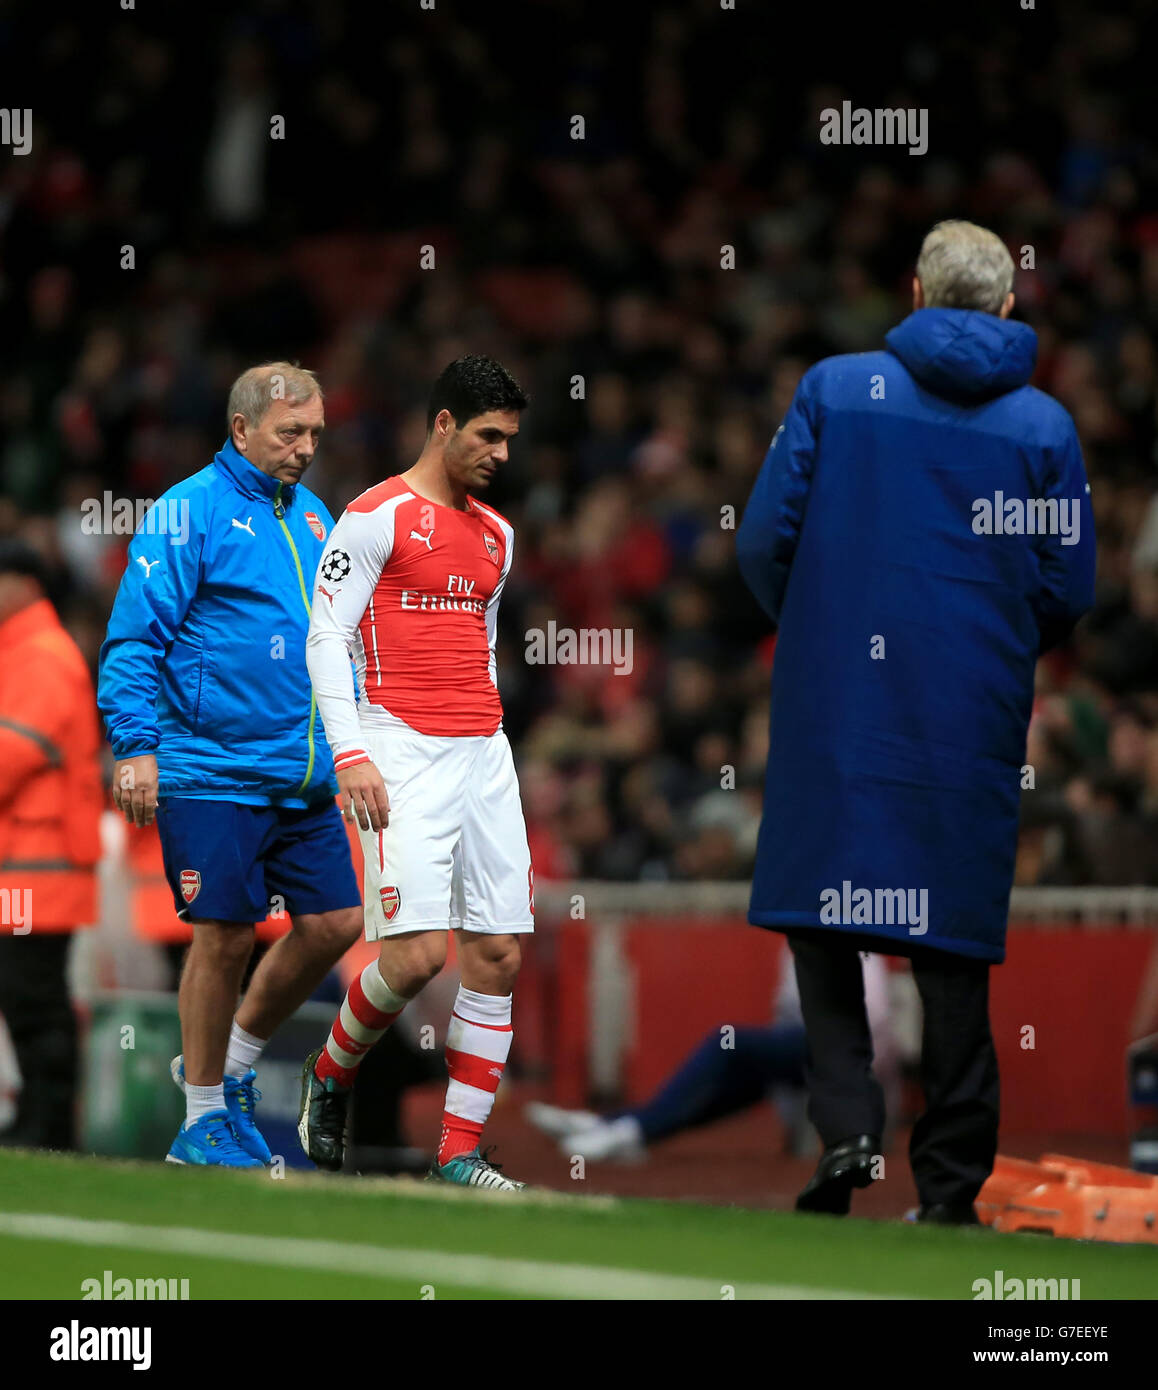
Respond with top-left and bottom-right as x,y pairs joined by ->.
736,221 -> 1096,1222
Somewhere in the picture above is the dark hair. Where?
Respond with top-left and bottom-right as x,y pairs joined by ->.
426,355 -> 529,434
0,539 -> 50,590
0,538 -> 67,612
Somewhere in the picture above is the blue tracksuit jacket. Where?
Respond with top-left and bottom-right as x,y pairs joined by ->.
98,440 -> 340,807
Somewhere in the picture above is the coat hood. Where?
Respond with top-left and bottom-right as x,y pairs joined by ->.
885,308 -> 1037,403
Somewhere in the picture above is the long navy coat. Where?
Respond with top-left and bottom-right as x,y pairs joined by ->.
737,309 -> 1096,962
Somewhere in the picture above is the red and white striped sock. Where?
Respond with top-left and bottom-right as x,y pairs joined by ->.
438,986 -> 513,1164
314,962 -> 408,1088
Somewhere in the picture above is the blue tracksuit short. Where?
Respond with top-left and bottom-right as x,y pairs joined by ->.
155,796 -> 361,923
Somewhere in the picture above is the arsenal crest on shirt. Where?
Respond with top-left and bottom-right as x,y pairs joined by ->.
180,869 -> 201,904
305,511 -> 326,541
483,533 -> 499,563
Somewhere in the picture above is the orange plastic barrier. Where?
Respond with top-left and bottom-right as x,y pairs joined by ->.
977,1153 -> 1158,1243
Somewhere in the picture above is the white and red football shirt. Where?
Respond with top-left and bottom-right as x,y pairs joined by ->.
305,476 -> 514,756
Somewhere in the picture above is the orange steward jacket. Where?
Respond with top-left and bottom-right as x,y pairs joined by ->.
0,598 -> 102,930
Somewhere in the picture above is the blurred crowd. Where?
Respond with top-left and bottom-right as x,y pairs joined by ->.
3,1 -> 1158,884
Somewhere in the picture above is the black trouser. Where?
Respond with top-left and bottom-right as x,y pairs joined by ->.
0,934 -> 78,1150
787,928 -> 1000,1208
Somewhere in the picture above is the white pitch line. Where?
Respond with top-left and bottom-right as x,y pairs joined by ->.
0,1212 -> 890,1301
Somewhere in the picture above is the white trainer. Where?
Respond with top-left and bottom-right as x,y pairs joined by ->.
523,1101 -> 604,1139
557,1116 -> 647,1164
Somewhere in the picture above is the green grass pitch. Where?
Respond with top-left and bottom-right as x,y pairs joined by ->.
0,1150 -> 1155,1300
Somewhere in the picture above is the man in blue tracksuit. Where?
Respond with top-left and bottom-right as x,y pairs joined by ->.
737,222 -> 1096,1222
98,362 -> 362,1167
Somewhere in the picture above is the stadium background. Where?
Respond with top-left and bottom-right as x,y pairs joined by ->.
3,0 -> 1158,1219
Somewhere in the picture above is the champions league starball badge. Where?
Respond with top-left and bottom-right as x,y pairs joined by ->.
321,549 -> 352,582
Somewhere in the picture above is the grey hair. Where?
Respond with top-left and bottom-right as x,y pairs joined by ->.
227,361 -> 322,429
915,220 -> 1014,315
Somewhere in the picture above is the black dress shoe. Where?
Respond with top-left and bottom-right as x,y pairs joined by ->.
795,1134 -> 879,1214
917,1202 -> 981,1226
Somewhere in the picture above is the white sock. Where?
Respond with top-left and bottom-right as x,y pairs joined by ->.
225,1023 -> 267,1081
362,963 -> 409,1014
184,1083 -> 225,1129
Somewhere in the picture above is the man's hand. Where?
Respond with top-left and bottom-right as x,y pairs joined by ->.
112,754 -> 160,828
338,760 -> 390,832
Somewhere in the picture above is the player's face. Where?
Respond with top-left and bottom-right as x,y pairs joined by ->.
237,394 -> 326,484
443,409 -> 520,490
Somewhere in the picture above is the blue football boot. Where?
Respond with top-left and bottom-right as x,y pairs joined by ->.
165,1109 -> 264,1167
170,1055 -> 272,1165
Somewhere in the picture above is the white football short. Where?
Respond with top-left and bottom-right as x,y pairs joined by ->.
355,722 -> 535,939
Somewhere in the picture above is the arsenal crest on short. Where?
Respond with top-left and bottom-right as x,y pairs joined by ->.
379,885 -> 400,921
